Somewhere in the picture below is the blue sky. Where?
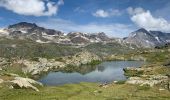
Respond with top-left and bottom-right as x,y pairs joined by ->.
0,0 -> 170,37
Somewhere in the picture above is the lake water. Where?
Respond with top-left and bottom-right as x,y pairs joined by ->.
39,61 -> 144,86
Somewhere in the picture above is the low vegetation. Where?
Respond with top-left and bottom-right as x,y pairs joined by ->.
0,82 -> 169,100
0,38 -> 81,59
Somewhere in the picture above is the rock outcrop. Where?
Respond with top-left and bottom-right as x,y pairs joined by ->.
16,51 -> 101,75
65,51 -> 101,66
126,75 -> 169,87
18,58 -> 65,75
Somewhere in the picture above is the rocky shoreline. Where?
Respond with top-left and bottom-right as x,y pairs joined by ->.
0,51 -> 101,91
124,65 -> 170,90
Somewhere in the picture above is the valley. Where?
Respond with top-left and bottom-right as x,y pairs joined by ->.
0,22 -> 170,100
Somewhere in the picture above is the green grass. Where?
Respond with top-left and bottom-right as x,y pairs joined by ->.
0,83 -> 169,100
0,38 -> 81,59
2,63 -> 28,77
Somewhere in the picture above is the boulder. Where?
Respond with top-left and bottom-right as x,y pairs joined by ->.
11,77 -> 43,91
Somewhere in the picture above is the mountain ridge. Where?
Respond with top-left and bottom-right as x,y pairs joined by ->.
1,22 -> 170,48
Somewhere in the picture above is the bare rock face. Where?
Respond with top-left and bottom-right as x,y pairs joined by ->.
11,77 -> 43,91
65,51 -> 101,66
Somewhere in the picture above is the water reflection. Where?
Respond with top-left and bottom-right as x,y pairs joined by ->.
39,61 -> 144,86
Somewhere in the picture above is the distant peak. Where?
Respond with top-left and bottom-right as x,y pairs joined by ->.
8,22 -> 37,29
136,28 -> 148,33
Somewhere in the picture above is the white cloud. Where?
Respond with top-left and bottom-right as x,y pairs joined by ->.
93,9 -> 122,18
128,7 -> 170,32
0,0 -> 64,16
37,18 -> 134,37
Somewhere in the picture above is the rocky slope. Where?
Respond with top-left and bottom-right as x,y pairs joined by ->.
1,51 -> 101,75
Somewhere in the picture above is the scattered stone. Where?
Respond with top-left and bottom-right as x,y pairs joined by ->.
99,83 -> 109,88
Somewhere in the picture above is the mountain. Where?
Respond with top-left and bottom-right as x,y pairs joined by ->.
124,28 -> 170,48
0,22 -> 112,45
5,22 -> 65,43
8,22 -> 63,36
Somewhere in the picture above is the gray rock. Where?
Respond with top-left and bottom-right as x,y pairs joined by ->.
11,77 -> 43,91
19,58 -> 65,75
126,75 -> 169,87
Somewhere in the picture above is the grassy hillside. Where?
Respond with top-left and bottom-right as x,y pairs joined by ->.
0,38 -> 81,59
84,42 -> 137,57
0,38 -> 138,60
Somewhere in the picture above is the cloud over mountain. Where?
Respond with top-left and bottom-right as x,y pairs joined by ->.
128,7 -> 170,32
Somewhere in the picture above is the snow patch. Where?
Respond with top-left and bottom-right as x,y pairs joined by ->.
146,40 -> 149,43
132,33 -> 136,37
155,36 -> 160,42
